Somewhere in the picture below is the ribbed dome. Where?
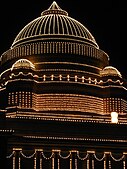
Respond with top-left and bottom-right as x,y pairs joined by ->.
11,59 -> 35,70
100,66 -> 122,78
11,1 -> 98,48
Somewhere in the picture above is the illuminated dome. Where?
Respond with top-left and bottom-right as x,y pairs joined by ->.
11,1 -> 98,48
100,66 -> 122,78
1,1 -> 109,69
11,59 -> 35,70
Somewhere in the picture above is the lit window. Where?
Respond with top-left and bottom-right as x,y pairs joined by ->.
111,112 -> 118,123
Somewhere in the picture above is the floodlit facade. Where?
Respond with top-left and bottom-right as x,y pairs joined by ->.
0,1 -> 127,169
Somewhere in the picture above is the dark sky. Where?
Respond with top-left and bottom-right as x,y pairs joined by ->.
0,0 -> 127,78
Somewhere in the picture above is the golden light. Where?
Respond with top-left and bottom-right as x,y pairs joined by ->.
111,112 -> 118,123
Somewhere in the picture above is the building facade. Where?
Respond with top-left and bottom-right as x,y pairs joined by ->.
0,1 -> 127,169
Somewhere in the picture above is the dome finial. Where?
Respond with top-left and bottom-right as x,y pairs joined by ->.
41,1 -> 68,16
48,1 -> 61,10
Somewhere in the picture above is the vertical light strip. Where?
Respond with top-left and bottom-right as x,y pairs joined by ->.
56,15 -> 60,34
34,17 -> 42,35
40,157 -> 42,169
71,18 -> 82,37
109,160 -> 111,169
123,160 -> 126,169
65,17 -> 74,35
31,19 -> 40,36
19,91 -> 21,107
13,156 -> 15,169
26,20 -> 35,37
39,16 -> 47,34
34,156 -> 37,169
59,16 -> 64,34
104,160 -> 106,169
75,158 -> 78,169
70,158 -> 72,169
92,159 -> 94,169
62,16 -> 69,34
53,15 -> 56,34
48,15 -> 53,34
18,157 -> 21,169
58,158 -> 60,169
69,19 -> 78,36
44,16 -> 50,34
52,157 -> 55,169
87,159 -> 89,169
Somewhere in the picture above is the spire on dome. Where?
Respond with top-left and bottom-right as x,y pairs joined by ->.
48,1 -> 62,10
41,1 -> 68,16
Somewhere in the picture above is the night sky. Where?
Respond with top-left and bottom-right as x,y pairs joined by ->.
0,0 -> 127,77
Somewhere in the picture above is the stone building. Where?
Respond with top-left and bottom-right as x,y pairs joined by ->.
0,1 -> 127,169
